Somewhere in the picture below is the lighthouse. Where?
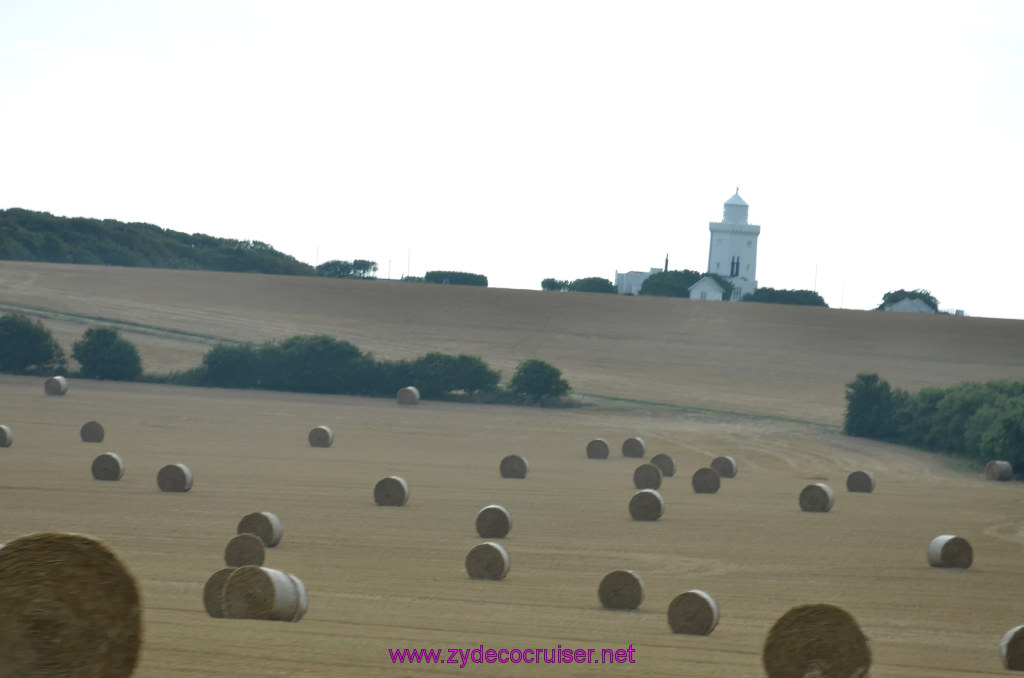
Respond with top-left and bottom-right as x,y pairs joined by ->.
707,188 -> 760,300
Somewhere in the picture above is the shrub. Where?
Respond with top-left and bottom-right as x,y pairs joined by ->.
72,327 -> 142,381
0,313 -> 67,374
509,359 -> 569,402
843,373 -> 896,439
407,352 -> 500,399
424,271 -> 488,287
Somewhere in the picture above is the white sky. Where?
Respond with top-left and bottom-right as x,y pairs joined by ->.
2,1 -> 1023,318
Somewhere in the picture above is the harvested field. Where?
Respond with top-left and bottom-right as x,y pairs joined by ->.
0,262 -> 1023,676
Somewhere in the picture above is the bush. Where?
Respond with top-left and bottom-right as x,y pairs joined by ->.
407,352 -> 500,399
638,270 -> 704,298
424,271 -> 488,287
0,313 -> 66,374
570,277 -> 616,293
843,373 -> 897,439
509,359 -> 569,402
741,287 -> 828,307
72,327 -> 142,381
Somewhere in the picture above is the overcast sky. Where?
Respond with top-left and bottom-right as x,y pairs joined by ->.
2,1 -> 1022,318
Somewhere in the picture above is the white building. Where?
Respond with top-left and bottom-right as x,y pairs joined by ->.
615,268 -> 663,295
688,276 -> 726,301
707,189 -> 760,300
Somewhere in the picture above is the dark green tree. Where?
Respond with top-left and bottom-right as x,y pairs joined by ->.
843,373 -> 897,439
351,260 -> 378,278
570,277 -> 616,293
541,278 -> 569,291
509,359 -> 570,402
316,260 -> 354,278
741,287 -> 828,306
424,271 -> 488,287
877,289 -> 939,311
638,270 -> 704,298
199,343 -> 262,388
0,313 -> 67,374
72,327 -> 142,381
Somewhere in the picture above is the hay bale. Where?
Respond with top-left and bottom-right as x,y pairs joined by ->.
846,470 -> 875,493
499,454 -> 529,479
223,565 -> 304,621
91,452 -> 125,481
986,460 -> 1013,481
927,535 -> 973,569
44,375 -> 68,395
763,603 -> 870,678
633,463 -> 663,490
307,425 -> 333,448
465,542 -> 510,580
710,455 -> 737,478
622,437 -> 646,458
799,483 -> 835,512
668,589 -> 719,635
628,489 -> 664,521
203,567 -> 235,618
0,532 -> 141,677
691,467 -> 721,494
476,505 -> 512,539
598,570 -> 644,610
157,463 -> 193,493
1000,625 -> 1024,670
0,424 -> 11,448
586,438 -> 610,459
80,421 -> 104,443
237,511 -> 283,547
374,476 -> 410,506
650,453 -> 676,477
287,572 -> 309,622
225,533 -> 266,567
396,386 -> 420,405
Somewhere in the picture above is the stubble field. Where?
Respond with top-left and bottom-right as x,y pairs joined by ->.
2,261 -> 1024,677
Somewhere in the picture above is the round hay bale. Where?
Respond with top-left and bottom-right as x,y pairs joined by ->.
44,375 -> 68,395
986,460 -> 1013,481
0,532 -> 141,677
287,573 -> 309,622
927,535 -> 973,569
80,421 -> 104,443
999,625 -> 1024,670
628,489 -> 664,521
307,425 -> 333,448
622,437 -> 646,458
710,455 -> 737,478
598,570 -> 644,610
223,565 -> 303,621
0,424 -> 12,448
203,567 -> 235,618
225,533 -> 266,567
156,463 -> 193,493
650,453 -> 676,477
465,542 -> 510,580
692,467 -> 721,494
396,385 -> 420,405
846,470 -> 875,493
499,454 -> 528,479
763,603 -> 870,678
633,463 -> 663,490
90,452 -> 125,481
475,505 -> 512,539
799,483 -> 835,512
374,476 -> 410,506
586,438 -> 610,459
237,511 -> 283,547
668,589 -> 719,635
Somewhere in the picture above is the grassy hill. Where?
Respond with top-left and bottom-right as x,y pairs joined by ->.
2,260 -> 1023,427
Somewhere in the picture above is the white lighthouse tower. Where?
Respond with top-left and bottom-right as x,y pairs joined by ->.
707,188 -> 760,299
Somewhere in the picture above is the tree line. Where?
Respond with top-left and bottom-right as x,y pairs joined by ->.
0,312 -> 570,405
844,373 -> 1024,470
